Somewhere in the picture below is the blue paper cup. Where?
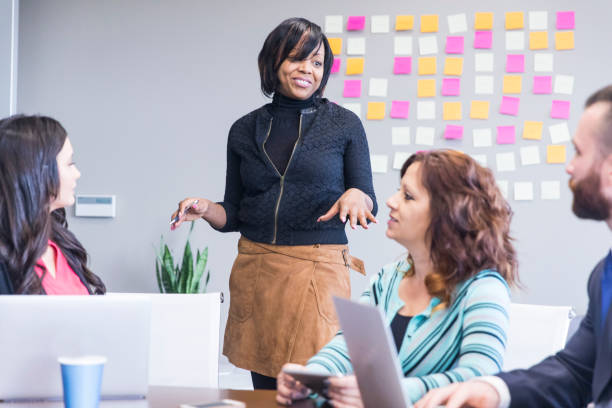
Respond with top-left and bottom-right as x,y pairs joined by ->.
58,356 -> 107,408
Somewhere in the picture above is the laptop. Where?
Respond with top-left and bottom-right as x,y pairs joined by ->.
333,296 -> 413,408
0,295 -> 151,401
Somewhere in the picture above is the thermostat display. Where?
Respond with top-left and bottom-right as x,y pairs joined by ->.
75,195 -> 116,218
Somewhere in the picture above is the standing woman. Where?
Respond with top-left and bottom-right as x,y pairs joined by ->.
170,18 -> 377,389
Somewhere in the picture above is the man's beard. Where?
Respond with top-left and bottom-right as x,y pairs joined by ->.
570,169 -> 610,220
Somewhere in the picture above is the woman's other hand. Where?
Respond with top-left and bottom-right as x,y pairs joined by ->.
327,375 -> 364,408
317,188 -> 377,229
276,363 -> 311,405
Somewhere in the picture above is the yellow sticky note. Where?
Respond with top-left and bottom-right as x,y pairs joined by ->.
418,57 -> 437,75
523,121 -> 543,140
346,58 -> 364,75
470,101 -> 490,119
503,75 -> 522,94
396,15 -> 414,31
367,102 -> 385,120
420,15 -> 439,33
417,79 -> 436,98
505,12 -> 524,30
444,57 -> 464,76
529,31 -> 548,50
443,102 -> 462,120
555,31 -> 575,50
328,38 -> 342,55
475,12 -> 494,30
547,145 -> 567,163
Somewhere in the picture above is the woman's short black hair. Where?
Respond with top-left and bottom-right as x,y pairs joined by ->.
258,17 -> 333,98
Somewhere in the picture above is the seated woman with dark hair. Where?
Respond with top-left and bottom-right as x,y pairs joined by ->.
0,114 -> 105,295
277,150 -> 519,407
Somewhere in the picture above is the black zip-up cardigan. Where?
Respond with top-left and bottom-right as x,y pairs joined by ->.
215,98 -> 378,245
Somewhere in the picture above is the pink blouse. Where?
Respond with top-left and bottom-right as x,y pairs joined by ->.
35,240 -> 89,295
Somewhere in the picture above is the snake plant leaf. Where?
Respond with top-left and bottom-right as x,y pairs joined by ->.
161,245 -> 176,292
155,259 -> 164,293
190,247 -> 208,293
202,270 -> 211,293
178,241 -> 193,293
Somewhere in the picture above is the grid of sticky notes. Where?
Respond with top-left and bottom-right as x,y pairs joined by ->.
325,11 -> 575,201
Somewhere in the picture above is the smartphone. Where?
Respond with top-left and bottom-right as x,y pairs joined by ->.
282,366 -> 335,394
179,399 -> 246,408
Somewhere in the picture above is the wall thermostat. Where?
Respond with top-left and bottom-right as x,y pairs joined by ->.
75,195 -> 116,218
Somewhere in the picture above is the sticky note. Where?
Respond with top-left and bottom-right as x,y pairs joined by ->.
347,16 -> 365,31
541,181 -> 561,200
346,58 -> 364,75
475,53 -> 494,72
443,102 -> 462,120
529,11 -> 548,30
551,100 -> 571,119
496,152 -> 516,172
390,101 -> 410,118
419,36 -> 438,55
533,76 -> 552,94
503,75 -> 522,94
446,36 -> 464,54
343,80 -> 361,98
514,182 -> 534,201
328,38 -> 342,55
556,11 -> 575,30
473,128 -> 492,147
500,96 -> 520,116
470,100 -> 490,119
371,15 -> 390,33
343,103 -> 361,117
554,75 -> 574,95
444,57 -> 464,76
547,145 -> 567,163
549,122 -> 571,144
523,121 -> 543,140
392,127 -> 411,145
474,31 -> 493,49
325,15 -> 343,33
417,79 -> 436,97
472,154 -> 488,167
394,36 -> 413,55
529,31 -> 548,50
418,57 -> 437,75
367,102 -> 385,120
497,126 -> 516,144
369,78 -> 388,97
506,12 -> 524,30
555,31 -> 575,50
448,14 -> 468,33
421,15 -> 439,33
520,146 -> 541,165
506,54 -> 525,73
370,154 -> 388,173
475,75 -> 494,94
396,15 -> 415,31
444,125 -> 463,139
415,126 -> 435,145
497,180 -> 509,199
394,57 -> 412,74
417,101 -> 435,119
442,78 -> 461,96
475,12 -> 494,30
393,152 -> 412,169
506,31 -> 525,50
534,53 -> 554,72
346,38 -> 366,55
331,58 -> 341,73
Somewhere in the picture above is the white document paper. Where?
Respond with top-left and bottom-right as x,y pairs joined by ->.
497,180 -> 509,199
392,127 -> 411,145
471,154 -> 488,167
554,75 -> 575,95
370,154 -> 388,173
549,122 -> 571,144
541,180 -> 561,200
529,11 -> 548,30
473,128 -> 493,147
394,36 -> 413,55
343,103 -> 361,118
415,126 -> 435,146
371,15 -> 390,33
419,36 -> 438,55
369,78 -> 388,97
514,182 -> 534,201
475,53 -> 494,72
393,152 -> 412,169
475,75 -> 494,95
506,31 -> 525,50
496,152 -> 516,172
347,37 -> 366,55
520,146 -> 541,166
417,101 -> 436,120
325,15 -> 343,33
534,53 -> 554,72
447,13 -> 468,33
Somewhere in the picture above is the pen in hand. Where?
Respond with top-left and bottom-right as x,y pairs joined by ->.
170,200 -> 199,226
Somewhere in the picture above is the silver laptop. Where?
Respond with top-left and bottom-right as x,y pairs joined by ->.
333,296 -> 413,408
0,295 -> 151,401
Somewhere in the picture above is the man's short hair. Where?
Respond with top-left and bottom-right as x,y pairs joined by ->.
585,85 -> 612,155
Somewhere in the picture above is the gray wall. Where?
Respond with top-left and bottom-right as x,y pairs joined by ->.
16,0 -> 610,337
0,0 -> 17,117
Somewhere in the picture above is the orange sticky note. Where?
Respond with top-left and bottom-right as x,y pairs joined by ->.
475,12 -> 494,30
346,58 -> 364,75
443,102 -> 462,120
523,121 -> 543,140
470,100 -> 490,119
547,145 -> 567,163
418,57 -> 437,75
421,15 -> 439,33
417,79 -> 436,97
328,38 -> 342,55
503,75 -> 522,94
444,57 -> 464,76
396,15 -> 414,31
367,102 -> 385,120
555,31 -> 575,50
505,12 -> 524,30
529,31 -> 548,50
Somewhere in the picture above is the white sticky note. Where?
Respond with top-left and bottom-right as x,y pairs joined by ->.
496,152 -> 516,172
370,154 -> 388,173
475,76 -> 494,95
369,78 -> 388,97
392,127 -> 411,145
343,103 -> 361,118
475,53 -> 494,72
529,11 -> 548,30
554,75 -> 575,95
394,36 -> 413,55
393,152 -> 412,169
506,31 -> 525,51
534,53 -> 553,72
471,154 -> 488,167
514,182 -> 534,201
347,37 -> 366,55
415,126 -> 435,145
371,15 -> 390,33
417,101 -> 436,120
419,36 -> 438,55
520,146 -> 541,166
325,15 -> 343,33
549,122 -> 571,144
473,128 -> 493,147
497,180 -> 509,199
541,181 -> 561,200
448,13 -> 468,33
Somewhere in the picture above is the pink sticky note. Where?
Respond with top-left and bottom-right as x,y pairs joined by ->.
347,16 -> 366,31
390,101 -> 410,118
446,36 -> 464,54
393,57 -> 412,74
343,80 -> 362,98
500,96 -> 520,115
533,76 -> 552,94
497,126 -> 516,144
444,125 -> 463,140
331,58 -> 341,73
474,31 -> 493,49
441,78 -> 461,96
556,11 -> 575,30
506,54 -> 525,73
551,100 -> 570,119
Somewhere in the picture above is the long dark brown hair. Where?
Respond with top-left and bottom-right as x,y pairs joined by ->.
0,114 -> 105,294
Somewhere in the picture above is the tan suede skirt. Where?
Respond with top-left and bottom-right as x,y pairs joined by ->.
223,236 -> 365,377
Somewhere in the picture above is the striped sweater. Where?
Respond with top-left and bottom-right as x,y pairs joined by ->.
307,259 -> 511,404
